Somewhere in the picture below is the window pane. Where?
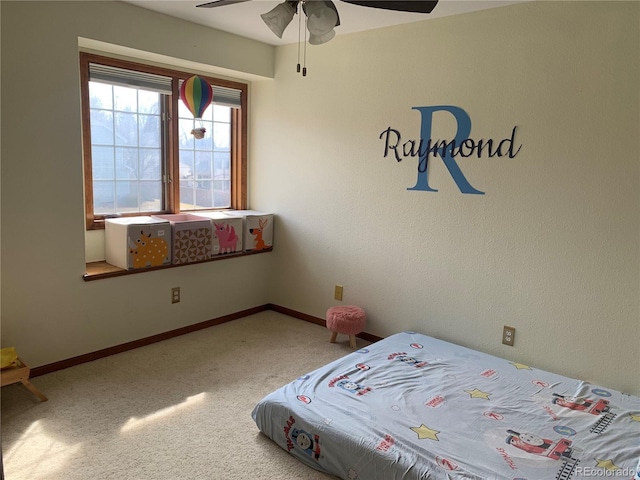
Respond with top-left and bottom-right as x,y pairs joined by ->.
200,104 -> 213,121
178,103 -> 231,210
214,152 -> 230,180
92,146 -> 114,180
90,110 -> 114,145
196,121 -> 213,149
93,180 -> 115,214
140,148 -> 162,181
180,180 -> 195,210
195,151 -> 212,180
196,181 -> 214,209
115,147 -> 138,180
111,180 -> 163,214
213,104 -> 230,122
138,90 -> 160,114
139,114 -> 160,148
179,149 -> 194,179
214,179 -> 230,207
113,85 -> 137,112
179,118 -> 195,150
140,181 -> 162,211
88,76 -> 166,217
114,112 -> 138,146
213,122 -> 230,151
178,100 -> 191,119
89,82 -> 113,110
115,180 -> 139,213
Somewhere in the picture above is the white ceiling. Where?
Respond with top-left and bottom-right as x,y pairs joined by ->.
124,0 -> 527,46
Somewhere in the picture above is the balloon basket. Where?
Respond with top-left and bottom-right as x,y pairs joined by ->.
191,127 -> 206,139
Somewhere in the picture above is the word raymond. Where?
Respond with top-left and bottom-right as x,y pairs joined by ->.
379,105 -> 523,195
380,125 -> 521,166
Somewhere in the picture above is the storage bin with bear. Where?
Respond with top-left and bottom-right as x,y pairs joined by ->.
105,217 -> 172,270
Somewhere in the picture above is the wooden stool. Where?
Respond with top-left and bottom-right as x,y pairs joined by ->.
326,305 -> 366,348
1,357 -> 47,402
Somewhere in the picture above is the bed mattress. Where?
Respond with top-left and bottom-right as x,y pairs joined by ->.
252,331 -> 640,479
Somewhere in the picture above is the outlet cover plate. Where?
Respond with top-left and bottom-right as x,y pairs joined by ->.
502,326 -> 515,346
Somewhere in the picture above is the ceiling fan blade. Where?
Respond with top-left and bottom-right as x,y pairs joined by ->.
196,0 -> 252,8
328,0 -> 341,27
303,1 -> 341,27
340,0 -> 438,14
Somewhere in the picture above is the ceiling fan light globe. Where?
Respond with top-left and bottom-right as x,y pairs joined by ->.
308,28 -> 335,45
260,2 -> 296,38
307,7 -> 338,35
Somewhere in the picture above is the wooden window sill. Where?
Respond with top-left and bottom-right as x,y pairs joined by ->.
83,247 -> 272,281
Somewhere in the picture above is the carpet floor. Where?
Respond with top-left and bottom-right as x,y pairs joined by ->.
1,310 -> 366,479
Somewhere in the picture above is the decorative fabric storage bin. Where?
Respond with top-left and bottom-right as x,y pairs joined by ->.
192,212 -> 243,256
152,214 -> 212,264
105,216 -> 171,270
225,210 -> 274,252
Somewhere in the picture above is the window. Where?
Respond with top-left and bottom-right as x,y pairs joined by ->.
80,53 -> 247,230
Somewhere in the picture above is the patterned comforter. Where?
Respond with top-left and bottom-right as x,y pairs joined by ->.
252,331 -> 640,479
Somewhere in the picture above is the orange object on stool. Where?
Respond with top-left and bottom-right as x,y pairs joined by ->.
326,305 -> 366,348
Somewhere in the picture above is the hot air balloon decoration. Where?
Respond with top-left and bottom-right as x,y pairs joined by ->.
180,75 -> 213,139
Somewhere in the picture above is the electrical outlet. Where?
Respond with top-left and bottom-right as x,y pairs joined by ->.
502,326 -> 515,346
334,285 -> 343,301
171,287 -> 180,304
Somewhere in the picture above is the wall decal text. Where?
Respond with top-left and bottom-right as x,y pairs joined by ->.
379,105 -> 522,195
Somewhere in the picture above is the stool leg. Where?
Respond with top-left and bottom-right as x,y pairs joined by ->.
21,379 -> 48,402
349,335 -> 357,349
330,331 -> 338,343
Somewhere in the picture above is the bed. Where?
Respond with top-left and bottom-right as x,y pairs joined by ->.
252,331 -> 640,479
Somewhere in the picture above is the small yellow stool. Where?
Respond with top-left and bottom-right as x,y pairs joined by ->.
1,357 -> 48,402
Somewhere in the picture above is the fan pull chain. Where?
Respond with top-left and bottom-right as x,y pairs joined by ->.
303,14 -> 307,76
296,2 -> 301,73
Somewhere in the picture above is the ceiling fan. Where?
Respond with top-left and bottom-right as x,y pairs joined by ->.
196,0 -> 439,45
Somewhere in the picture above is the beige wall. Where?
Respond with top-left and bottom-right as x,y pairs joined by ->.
0,1 -> 274,367
250,1 -> 640,394
1,1 -> 639,396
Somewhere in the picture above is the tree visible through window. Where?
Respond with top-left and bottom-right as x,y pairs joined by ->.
80,53 -> 247,230
89,81 -> 164,215
178,101 -> 231,210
